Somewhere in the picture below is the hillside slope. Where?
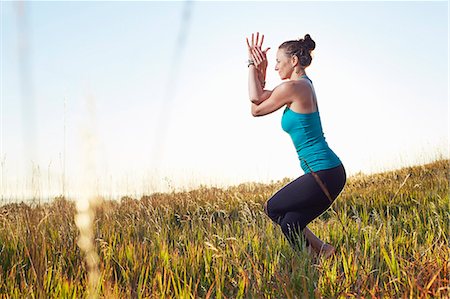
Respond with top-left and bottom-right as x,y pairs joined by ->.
0,159 -> 448,298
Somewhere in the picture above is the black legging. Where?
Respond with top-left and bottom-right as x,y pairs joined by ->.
265,164 -> 346,248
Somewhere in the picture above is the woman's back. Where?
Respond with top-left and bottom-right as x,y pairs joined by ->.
287,75 -> 318,115
281,75 -> 342,173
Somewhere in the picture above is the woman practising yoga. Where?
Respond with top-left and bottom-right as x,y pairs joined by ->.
246,32 -> 346,258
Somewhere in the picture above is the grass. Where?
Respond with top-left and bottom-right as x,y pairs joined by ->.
0,159 -> 448,298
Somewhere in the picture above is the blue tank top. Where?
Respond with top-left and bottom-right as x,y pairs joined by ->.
281,75 -> 342,173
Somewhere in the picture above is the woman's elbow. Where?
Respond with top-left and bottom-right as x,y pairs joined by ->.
250,97 -> 261,105
251,106 -> 262,117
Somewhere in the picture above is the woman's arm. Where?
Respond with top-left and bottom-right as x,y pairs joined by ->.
246,33 -> 290,116
247,33 -> 272,104
251,82 -> 292,117
248,65 -> 269,104
248,69 -> 272,104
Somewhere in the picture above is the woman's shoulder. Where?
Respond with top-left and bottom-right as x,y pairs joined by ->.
278,79 -> 310,89
275,80 -> 305,92
275,80 -> 310,97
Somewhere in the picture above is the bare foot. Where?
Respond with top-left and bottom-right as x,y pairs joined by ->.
314,287 -> 322,298
318,243 -> 336,259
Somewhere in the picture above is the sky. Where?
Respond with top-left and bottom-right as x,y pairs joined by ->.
1,0 -> 448,201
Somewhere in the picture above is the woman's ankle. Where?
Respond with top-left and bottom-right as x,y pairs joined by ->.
318,243 -> 336,258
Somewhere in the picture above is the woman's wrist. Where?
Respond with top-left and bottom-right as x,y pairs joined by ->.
257,71 -> 265,88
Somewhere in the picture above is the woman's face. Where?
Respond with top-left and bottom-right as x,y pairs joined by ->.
275,48 -> 293,80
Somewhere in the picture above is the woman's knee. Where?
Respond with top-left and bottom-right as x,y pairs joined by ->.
264,199 -> 279,222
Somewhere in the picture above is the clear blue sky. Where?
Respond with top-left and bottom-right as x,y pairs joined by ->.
1,1 -> 448,200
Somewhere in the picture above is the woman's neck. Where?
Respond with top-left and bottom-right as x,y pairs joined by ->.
290,69 -> 306,80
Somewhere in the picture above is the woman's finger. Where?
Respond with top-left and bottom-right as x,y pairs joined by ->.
259,34 -> 264,48
255,32 -> 259,48
253,56 -> 261,66
246,37 -> 252,50
252,48 -> 260,61
251,50 -> 259,63
251,55 -> 259,66
251,33 -> 254,47
252,48 -> 261,61
251,53 -> 260,66
255,47 -> 265,61
252,48 -> 263,63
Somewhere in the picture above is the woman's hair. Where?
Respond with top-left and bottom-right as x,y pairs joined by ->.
279,34 -> 316,67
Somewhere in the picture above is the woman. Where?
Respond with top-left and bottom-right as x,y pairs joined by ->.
246,32 -> 346,258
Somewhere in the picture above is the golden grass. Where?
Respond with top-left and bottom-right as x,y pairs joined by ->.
0,159 -> 448,298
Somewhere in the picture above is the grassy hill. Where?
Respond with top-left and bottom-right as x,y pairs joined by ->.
0,159 -> 448,298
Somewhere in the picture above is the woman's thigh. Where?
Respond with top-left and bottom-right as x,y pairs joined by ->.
266,164 -> 346,219
266,173 -> 329,219
316,164 -> 347,200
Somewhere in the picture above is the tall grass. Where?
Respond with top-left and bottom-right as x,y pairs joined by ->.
0,159 -> 448,298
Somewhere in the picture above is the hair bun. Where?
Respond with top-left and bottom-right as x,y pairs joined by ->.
303,34 -> 316,52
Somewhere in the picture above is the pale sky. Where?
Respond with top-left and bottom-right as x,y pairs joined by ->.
1,1 -> 449,201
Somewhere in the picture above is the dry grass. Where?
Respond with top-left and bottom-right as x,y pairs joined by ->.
0,159 -> 448,298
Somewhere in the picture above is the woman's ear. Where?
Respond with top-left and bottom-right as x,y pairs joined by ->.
291,55 -> 299,68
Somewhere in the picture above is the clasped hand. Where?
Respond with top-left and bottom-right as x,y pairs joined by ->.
246,32 -> 270,74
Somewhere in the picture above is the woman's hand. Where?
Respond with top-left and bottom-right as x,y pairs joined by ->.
252,45 -> 270,76
247,32 -> 272,104
246,32 -> 270,76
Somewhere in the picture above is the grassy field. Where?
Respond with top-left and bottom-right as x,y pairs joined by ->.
0,159 -> 448,298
